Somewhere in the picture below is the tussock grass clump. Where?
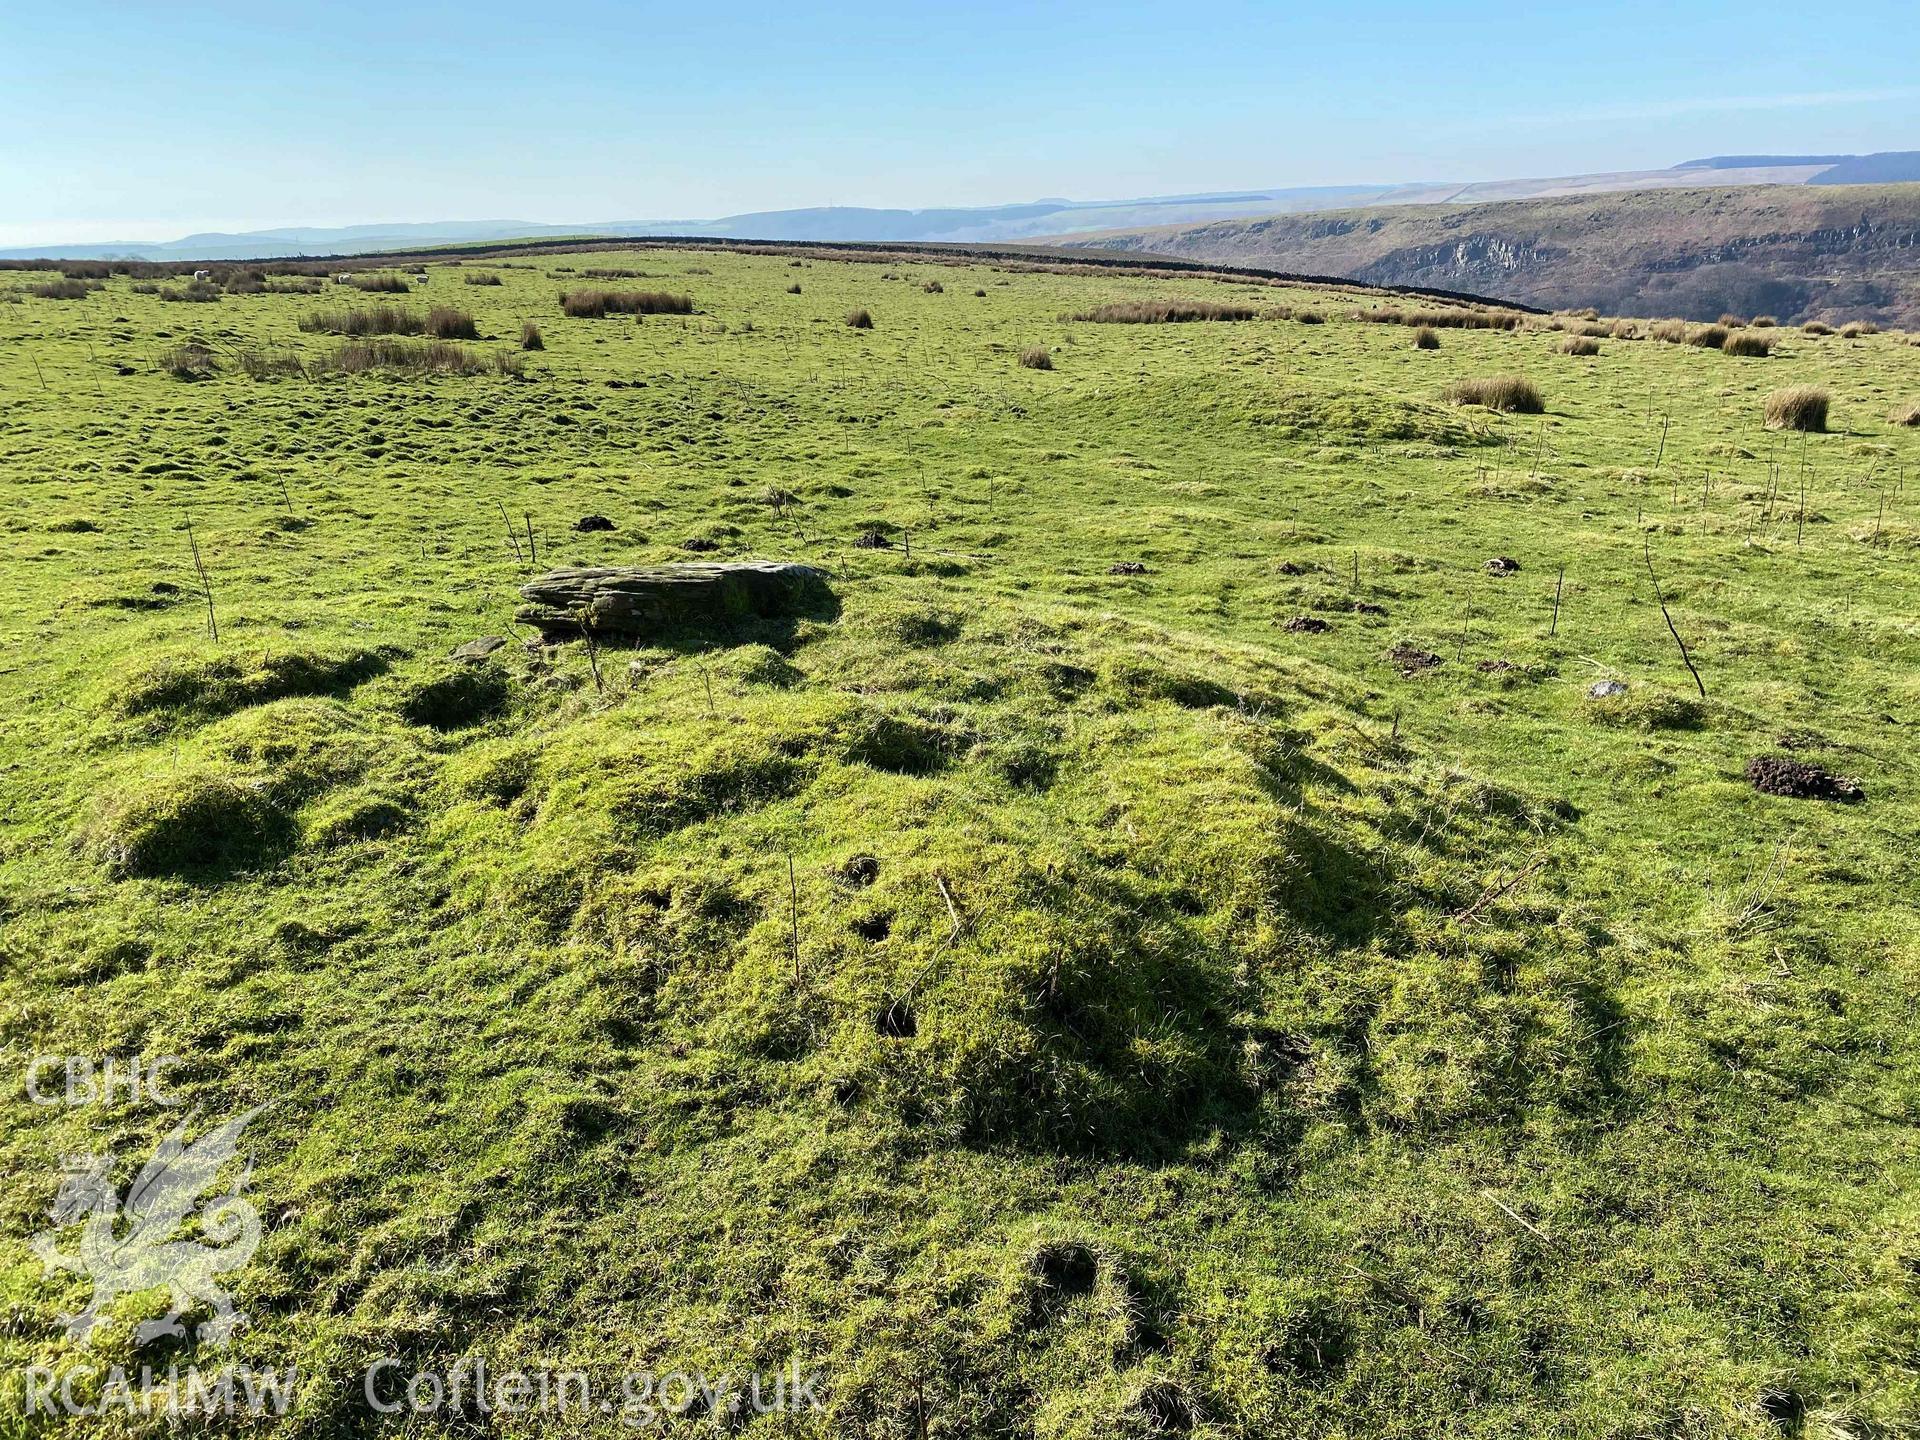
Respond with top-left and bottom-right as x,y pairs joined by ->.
158,343 -> 218,381
300,305 -> 423,337
846,307 -> 874,329
1889,402 -> 1920,427
520,320 -> 545,351
1443,375 -> 1544,413
1610,319 -> 1639,339
351,274 -> 411,293
463,272 -> 504,286
1751,314 -> 1778,327
1764,385 -> 1829,432
1801,320 -> 1834,336
1716,313 -> 1747,328
425,307 -> 479,340
29,278 -> 95,300
1360,306 -> 1521,331
786,283 -> 802,294
323,339 -> 497,376
398,663 -> 511,730
1687,324 -> 1730,348
1839,320 -> 1877,339
1649,319 -> 1690,343
1019,345 -> 1053,370
1411,326 -> 1439,349
60,262 -> 112,280
160,280 -> 221,303
1722,331 -> 1773,357
1072,299 -> 1256,324
112,647 -> 390,722
559,289 -> 693,318
1557,336 -> 1600,357
581,267 -> 647,279
923,280 -> 944,293
236,348 -> 307,380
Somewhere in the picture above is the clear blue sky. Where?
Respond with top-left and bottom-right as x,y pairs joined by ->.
3,0 -> 1914,243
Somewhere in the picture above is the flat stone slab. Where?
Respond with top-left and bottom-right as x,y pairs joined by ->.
516,561 -> 833,638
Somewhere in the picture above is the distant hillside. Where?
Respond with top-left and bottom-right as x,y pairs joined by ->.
9,152 -> 1920,262
1062,183 -> 1920,326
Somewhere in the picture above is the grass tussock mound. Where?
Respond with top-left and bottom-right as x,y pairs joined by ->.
1411,326 -> 1439,349
1889,401 -> 1920,426
158,343 -> 218,381
350,273 -> 410,293
1722,331 -> 1774,357
86,770 -> 291,878
325,339 -> 517,377
159,280 -> 221,303
559,289 -> 693,318
425,307 -> 479,340
462,272 -> 503,286
1840,321 -> 1878,338
1801,320 -> 1834,336
1072,299 -> 1256,323
1444,375 -> 1544,413
112,647 -> 389,723
1018,345 -> 1053,370
846,307 -> 874,329
29,278 -> 95,300
1360,306 -> 1521,331
1557,336 -> 1600,357
299,305 -> 422,337
1765,385 -> 1829,432
1687,324 -> 1730,349
520,320 -> 544,351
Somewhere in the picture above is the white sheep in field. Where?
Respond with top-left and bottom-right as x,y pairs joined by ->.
192,269 -> 212,281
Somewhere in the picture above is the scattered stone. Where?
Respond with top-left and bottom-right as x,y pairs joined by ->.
573,514 -> 616,532
1352,601 -> 1386,615
1745,755 -> 1863,801
1108,561 -> 1151,575
1388,642 -> 1442,675
853,530 -> 893,549
451,635 -> 509,663
1284,615 -> 1331,633
1484,556 -> 1522,575
516,561 -> 835,639
680,536 -> 720,553
1276,561 -> 1305,576
1587,680 -> 1628,699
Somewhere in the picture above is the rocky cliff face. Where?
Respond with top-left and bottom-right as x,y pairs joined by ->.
1067,184 -> 1920,326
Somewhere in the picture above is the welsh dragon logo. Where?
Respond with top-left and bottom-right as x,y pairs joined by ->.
30,1106 -> 267,1348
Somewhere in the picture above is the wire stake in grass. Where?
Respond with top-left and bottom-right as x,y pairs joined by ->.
1549,563 -> 1565,637
184,513 -> 217,642
1643,537 -> 1706,697
787,853 -> 802,984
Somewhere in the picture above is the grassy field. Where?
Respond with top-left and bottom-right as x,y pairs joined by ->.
2,246 -> 1918,1438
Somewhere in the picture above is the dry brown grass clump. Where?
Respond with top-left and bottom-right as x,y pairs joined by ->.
1801,320 -> 1834,336
160,280 -> 222,303
1018,345 -> 1053,370
1716,312 -> 1747,327
846,307 -> 874,329
1839,321 -> 1878,339
300,306 -> 422,337
1610,319 -> 1640,339
1722,331 -> 1774,357
324,339 -> 513,376
463,272 -> 503,286
425,307 -> 479,340
1444,375 -> 1544,413
1411,326 -> 1439,349
520,321 -> 544,351
786,283 -> 802,294
1687,324 -> 1730,348
559,289 -> 693,318
1764,385 -> 1829,432
1557,336 -> 1600,357
351,274 -> 411,293
1072,299 -> 1256,323
1650,319 -> 1690,343
1750,314 -> 1778,327
158,343 -> 218,380
1889,402 -> 1920,427
1359,306 -> 1520,331
29,278 -> 96,299
923,280 -> 944,293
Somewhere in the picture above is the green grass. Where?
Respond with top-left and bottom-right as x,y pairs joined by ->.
2,247 -> 1918,1438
